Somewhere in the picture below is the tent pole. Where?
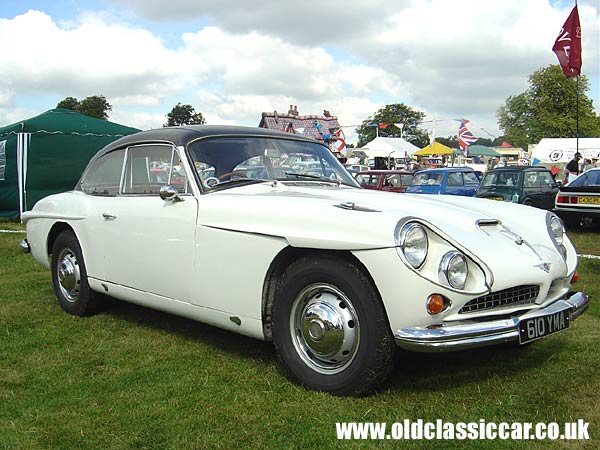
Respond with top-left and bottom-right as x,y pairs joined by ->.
16,133 -> 24,220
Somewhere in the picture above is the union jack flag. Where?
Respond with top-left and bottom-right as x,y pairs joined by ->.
332,128 -> 350,157
458,120 -> 477,156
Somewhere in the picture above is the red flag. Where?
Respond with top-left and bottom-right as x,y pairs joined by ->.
378,124 -> 389,129
552,5 -> 582,78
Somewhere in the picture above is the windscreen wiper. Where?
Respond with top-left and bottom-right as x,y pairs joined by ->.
283,172 -> 341,186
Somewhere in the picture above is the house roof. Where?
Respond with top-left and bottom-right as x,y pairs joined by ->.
258,106 -> 341,142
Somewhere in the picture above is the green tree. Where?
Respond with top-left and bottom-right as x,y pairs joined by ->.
356,103 -> 429,148
56,96 -> 79,111
55,95 -> 112,120
77,95 -> 112,120
164,103 -> 206,127
497,65 -> 600,148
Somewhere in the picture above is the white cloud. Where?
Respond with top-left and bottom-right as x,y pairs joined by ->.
0,10 -> 182,100
109,110 -> 165,130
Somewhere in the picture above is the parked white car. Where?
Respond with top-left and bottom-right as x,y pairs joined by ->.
21,126 -> 589,396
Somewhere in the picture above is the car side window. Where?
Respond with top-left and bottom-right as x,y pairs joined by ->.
400,174 -> 413,186
80,149 -> 125,197
538,171 -> 556,188
356,174 -> 380,186
122,144 -> 188,195
524,173 -> 538,188
447,172 -> 463,186
463,172 -> 479,185
384,175 -> 398,187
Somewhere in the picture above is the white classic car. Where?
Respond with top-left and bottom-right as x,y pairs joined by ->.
21,126 -> 589,396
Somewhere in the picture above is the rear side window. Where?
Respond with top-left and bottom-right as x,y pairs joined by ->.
80,149 -> 125,196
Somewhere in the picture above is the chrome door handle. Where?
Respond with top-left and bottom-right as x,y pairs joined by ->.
102,212 -> 117,220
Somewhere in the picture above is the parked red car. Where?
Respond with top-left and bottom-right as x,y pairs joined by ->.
356,170 -> 414,193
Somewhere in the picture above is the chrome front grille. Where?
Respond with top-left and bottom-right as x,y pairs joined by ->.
459,285 -> 539,314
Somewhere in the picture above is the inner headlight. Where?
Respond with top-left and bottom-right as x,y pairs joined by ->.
549,216 -> 564,246
440,251 -> 468,289
396,223 -> 428,268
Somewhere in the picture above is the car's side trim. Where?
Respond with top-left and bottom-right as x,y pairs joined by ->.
21,211 -> 86,222
394,291 -> 589,352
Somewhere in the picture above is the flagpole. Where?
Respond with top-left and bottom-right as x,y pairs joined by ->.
576,74 -> 579,164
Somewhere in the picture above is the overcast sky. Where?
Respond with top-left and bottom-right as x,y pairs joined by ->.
0,0 -> 598,144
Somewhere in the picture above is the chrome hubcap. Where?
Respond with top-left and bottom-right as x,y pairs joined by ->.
57,249 -> 81,302
290,284 -> 360,374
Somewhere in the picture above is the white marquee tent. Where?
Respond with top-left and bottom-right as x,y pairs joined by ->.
359,137 -> 420,158
531,138 -> 600,164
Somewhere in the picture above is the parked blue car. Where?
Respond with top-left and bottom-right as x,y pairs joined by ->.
405,167 -> 481,196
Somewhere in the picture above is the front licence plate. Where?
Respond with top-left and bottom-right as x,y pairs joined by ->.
577,196 -> 600,204
518,310 -> 570,344
487,197 -> 505,201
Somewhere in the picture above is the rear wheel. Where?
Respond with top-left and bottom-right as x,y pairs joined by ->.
272,255 -> 395,396
51,230 -> 101,316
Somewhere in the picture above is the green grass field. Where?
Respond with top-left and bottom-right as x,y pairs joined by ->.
1,222 -> 598,449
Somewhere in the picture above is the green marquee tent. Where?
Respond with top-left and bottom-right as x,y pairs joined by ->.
467,145 -> 501,157
0,109 -> 139,219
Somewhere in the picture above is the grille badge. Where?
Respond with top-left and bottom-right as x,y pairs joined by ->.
534,262 -> 551,273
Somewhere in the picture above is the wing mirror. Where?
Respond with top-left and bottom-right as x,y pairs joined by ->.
159,184 -> 183,202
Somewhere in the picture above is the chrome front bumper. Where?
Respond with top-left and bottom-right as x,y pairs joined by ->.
395,291 -> 589,352
18,239 -> 30,253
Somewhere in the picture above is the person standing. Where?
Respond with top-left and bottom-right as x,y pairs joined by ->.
564,152 -> 581,183
490,156 -> 506,169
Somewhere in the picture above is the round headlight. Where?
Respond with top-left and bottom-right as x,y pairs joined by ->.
397,223 -> 428,268
549,216 -> 564,246
440,251 -> 468,290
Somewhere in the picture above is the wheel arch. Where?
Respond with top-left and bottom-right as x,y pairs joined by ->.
46,222 -> 76,257
261,246 -> 383,341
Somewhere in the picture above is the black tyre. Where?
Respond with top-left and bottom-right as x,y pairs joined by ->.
51,230 -> 100,316
272,255 -> 395,396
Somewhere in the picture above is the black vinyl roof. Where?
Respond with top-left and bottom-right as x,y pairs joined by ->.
96,125 -> 319,158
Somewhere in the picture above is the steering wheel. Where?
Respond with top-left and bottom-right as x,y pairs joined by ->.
203,176 -> 220,188
218,171 -> 248,180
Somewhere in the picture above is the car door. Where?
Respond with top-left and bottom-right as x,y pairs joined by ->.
522,171 -> 543,206
445,172 -> 464,195
97,143 -> 197,303
463,171 -> 480,196
538,171 -> 560,210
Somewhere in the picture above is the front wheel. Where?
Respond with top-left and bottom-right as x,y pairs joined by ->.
51,230 -> 101,316
272,256 -> 395,396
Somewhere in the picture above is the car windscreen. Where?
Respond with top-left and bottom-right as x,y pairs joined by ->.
480,172 -> 519,188
187,136 -> 359,191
